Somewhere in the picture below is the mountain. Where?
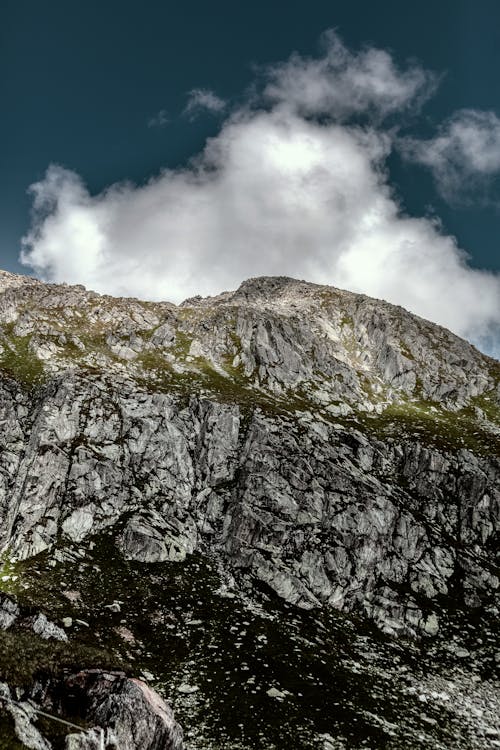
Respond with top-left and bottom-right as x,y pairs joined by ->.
0,270 -> 498,749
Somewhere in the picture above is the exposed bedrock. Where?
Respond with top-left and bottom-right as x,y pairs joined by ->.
0,372 -> 498,638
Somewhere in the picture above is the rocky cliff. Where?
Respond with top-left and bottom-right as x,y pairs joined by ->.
0,271 -> 498,749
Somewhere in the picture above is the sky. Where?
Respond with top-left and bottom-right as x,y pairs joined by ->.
2,0 -> 500,355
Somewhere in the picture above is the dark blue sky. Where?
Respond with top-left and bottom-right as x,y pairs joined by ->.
2,0 -> 500,275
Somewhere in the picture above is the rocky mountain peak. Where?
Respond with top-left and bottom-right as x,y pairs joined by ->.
0,270 -> 496,416
0,271 -> 498,749
231,275 -> 315,302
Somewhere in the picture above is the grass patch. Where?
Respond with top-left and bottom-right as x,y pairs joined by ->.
171,331 -> 193,359
0,335 -> 45,388
350,398 -> 500,456
0,629 -> 125,689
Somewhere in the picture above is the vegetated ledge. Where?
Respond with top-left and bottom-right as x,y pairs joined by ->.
2,344 -> 499,458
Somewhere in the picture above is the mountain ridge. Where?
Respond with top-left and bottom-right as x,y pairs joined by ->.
0,271 -> 498,749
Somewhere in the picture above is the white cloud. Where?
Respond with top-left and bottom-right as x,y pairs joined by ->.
184,88 -> 226,118
262,30 -> 437,119
148,109 -> 169,128
21,33 -> 500,353
401,109 -> 500,202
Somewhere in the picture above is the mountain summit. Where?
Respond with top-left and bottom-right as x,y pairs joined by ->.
0,274 -> 498,749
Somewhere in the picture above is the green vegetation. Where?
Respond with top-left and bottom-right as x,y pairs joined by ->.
171,330 -> 193,358
470,389 -> 500,425
0,334 -> 45,388
136,348 -> 317,421
344,396 -> 499,456
398,341 -> 415,361
339,314 -> 354,327
0,628 -> 124,689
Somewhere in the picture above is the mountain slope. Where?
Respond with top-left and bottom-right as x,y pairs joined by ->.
0,271 -> 498,749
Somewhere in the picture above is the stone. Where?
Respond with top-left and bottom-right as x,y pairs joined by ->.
267,687 -> 286,699
29,613 -> 68,642
42,670 -> 183,750
177,684 -> 199,694
0,682 -> 51,750
423,614 -> 439,636
0,595 -> 19,629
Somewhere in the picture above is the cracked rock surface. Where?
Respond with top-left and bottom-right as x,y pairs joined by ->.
0,271 -> 498,748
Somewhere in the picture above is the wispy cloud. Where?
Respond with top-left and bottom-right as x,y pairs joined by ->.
148,109 -> 169,128
400,109 -> 500,203
184,88 -> 226,119
21,32 -> 500,354
262,29 -> 437,120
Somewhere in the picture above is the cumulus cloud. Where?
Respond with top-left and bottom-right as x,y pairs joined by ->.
401,109 -> 500,203
184,88 -> 226,118
262,29 -> 437,119
148,109 -> 169,128
21,32 -> 500,353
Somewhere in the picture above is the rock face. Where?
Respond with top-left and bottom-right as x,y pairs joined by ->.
55,670 -> 184,750
0,272 -> 498,748
0,670 -> 183,750
0,272 -> 498,638
0,593 -> 67,640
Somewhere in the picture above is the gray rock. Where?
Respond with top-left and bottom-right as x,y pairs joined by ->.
62,670 -> 183,750
29,613 -> 68,642
177,684 -> 199,695
267,687 -> 286,699
66,729 -> 108,750
0,273 -> 498,640
0,682 -> 51,750
0,594 -> 19,629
